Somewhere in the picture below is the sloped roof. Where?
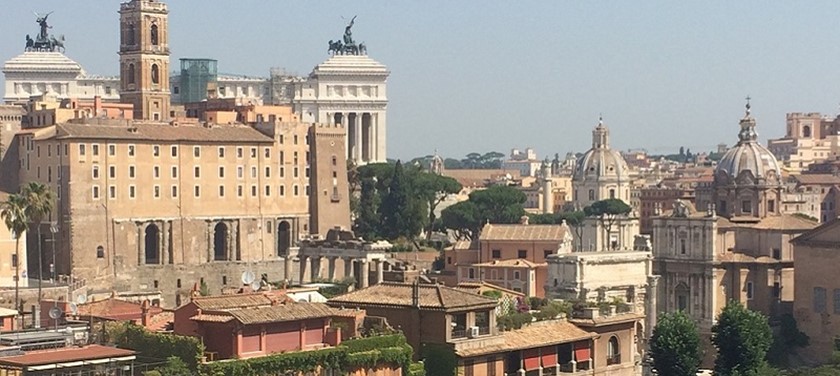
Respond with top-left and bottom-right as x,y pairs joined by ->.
77,298 -> 162,321
456,281 -> 525,297
473,259 -> 545,268
793,174 -> 840,186
53,123 -> 273,143
328,282 -> 496,311
456,320 -> 595,357
791,218 -> 840,246
226,302 -> 347,325
747,214 -> 818,231
480,224 -> 569,242
190,293 -> 273,311
0,345 -> 134,367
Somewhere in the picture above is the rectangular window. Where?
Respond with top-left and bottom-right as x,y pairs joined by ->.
680,239 -> 687,254
171,185 -> 178,198
153,145 -> 160,157
79,144 -> 86,156
279,185 -> 285,196
237,166 -> 243,179
280,151 -> 285,163
171,146 -> 178,157
92,166 -> 100,179
236,147 -> 243,158
265,185 -> 271,196
129,185 -> 136,199
92,185 -> 100,199
305,185 -> 310,196
468,268 -> 475,279
746,281 -> 754,300
265,166 -> 271,178
128,145 -> 135,157
768,199 -> 775,213
109,185 -> 116,199
219,185 -> 225,197
264,148 -> 270,158
11,254 -> 17,268
107,144 -> 114,156
193,146 -> 201,158
219,166 -> 225,178
514,271 -> 521,280
251,166 -> 257,178
237,185 -> 243,197
194,166 -> 200,178
218,147 -> 225,158
153,166 -> 160,179
772,248 -> 781,260
194,185 -> 200,198
93,144 -> 101,156
742,200 -> 752,213
517,250 -> 527,259
815,287 -> 827,313
129,165 -> 136,179
250,147 -> 257,158
153,185 -> 160,198
834,289 -> 840,314
293,185 -> 299,196
492,250 -> 501,259
280,167 -> 285,178
251,185 -> 257,197
294,167 -> 299,178
109,166 -> 116,179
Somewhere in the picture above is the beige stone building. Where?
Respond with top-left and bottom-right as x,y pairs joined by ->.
791,219 -> 840,364
0,191 -> 28,288
767,112 -> 840,173
0,105 -> 24,192
653,104 -> 818,361
16,117 -> 348,307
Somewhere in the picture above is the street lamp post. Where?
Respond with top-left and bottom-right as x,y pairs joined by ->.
49,224 -> 58,284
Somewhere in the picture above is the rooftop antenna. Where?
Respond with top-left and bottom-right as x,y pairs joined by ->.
241,270 -> 256,285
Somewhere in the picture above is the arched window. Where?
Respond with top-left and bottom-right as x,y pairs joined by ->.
151,64 -> 160,85
607,336 -> 621,365
213,222 -> 228,261
150,24 -> 159,46
96,246 -> 105,259
277,221 -> 291,256
803,125 -> 811,138
144,224 -> 160,264
609,188 -> 616,199
127,64 -> 135,85
675,282 -> 690,312
588,189 -> 595,201
127,24 -> 135,46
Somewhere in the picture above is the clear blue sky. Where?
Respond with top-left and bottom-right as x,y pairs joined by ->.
3,1 -> 840,160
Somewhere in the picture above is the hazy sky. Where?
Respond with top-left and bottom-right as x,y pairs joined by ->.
3,1 -> 840,160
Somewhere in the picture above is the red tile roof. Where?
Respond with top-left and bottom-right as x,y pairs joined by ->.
480,224 -> 570,242
328,282 -> 497,311
77,298 -> 162,321
190,293 -> 274,311
0,345 -> 135,367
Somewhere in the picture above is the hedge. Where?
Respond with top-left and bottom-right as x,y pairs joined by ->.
108,322 -> 204,370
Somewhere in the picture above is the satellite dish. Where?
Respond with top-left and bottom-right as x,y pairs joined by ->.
241,271 -> 256,285
76,294 -> 87,305
250,281 -> 261,291
68,303 -> 78,315
49,307 -> 63,320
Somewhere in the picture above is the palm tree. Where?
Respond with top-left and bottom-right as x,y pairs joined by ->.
1,193 -> 28,322
20,182 -> 55,307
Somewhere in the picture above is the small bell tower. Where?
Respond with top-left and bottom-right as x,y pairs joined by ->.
119,0 -> 170,121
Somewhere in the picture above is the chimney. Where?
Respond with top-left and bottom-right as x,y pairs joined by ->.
93,96 -> 102,117
140,299 -> 151,327
411,280 -> 420,308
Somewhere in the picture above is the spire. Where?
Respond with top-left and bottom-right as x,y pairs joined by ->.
737,96 -> 758,143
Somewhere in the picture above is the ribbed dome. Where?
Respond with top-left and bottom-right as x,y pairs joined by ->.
573,119 -> 631,183
715,104 -> 781,182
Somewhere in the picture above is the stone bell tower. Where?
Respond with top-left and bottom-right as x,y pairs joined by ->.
119,0 -> 170,121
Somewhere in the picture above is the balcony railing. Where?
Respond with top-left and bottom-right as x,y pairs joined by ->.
451,329 -> 467,339
607,354 -> 621,365
478,326 -> 490,336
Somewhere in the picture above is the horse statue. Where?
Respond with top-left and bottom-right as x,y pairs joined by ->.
358,42 -> 367,55
328,39 -> 343,55
49,34 -> 65,53
25,34 -> 34,51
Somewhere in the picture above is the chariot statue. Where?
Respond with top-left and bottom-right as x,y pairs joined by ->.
327,15 -> 367,56
26,11 -> 66,52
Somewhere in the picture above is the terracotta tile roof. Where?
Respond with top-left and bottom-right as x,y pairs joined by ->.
793,174 -> 840,186
569,312 -> 645,327
0,345 -> 135,367
473,259 -> 545,268
77,298 -> 162,321
456,320 -> 595,357
746,214 -> 818,231
190,314 -> 235,323
456,281 -> 525,297
480,224 -> 569,242
226,302 -> 345,325
53,122 -> 273,143
191,293 -> 274,311
328,282 -> 497,311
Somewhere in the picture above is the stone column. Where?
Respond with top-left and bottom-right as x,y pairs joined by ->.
136,224 -> 143,265
207,221 -> 214,263
353,113 -> 363,163
646,275 -> 660,343
375,111 -> 386,162
359,260 -> 370,288
299,255 -> 309,284
158,221 -> 165,265
328,257 -> 337,281
310,256 -> 322,281
344,258 -> 355,280
284,256 -> 292,284
226,222 -> 234,261
375,259 -> 384,284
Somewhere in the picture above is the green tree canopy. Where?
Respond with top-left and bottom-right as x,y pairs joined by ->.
380,161 -> 426,240
353,177 -> 381,241
414,173 -> 461,239
440,185 -> 525,240
0,193 -> 28,312
712,301 -> 773,376
584,198 -> 632,249
651,311 -> 702,376
440,201 -> 481,240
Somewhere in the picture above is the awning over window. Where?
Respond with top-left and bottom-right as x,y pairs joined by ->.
574,341 -> 590,362
540,346 -> 557,367
523,348 -> 540,371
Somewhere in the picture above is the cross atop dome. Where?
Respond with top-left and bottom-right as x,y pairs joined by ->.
738,96 -> 758,144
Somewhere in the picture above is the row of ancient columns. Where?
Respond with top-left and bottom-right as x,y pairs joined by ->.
298,255 -> 385,288
330,111 -> 380,164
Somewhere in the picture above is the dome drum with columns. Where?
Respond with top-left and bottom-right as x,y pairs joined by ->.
572,117 -> 632,208
712,101 -> 783,218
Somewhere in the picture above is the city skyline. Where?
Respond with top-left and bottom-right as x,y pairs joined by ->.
3,1 -> 840,160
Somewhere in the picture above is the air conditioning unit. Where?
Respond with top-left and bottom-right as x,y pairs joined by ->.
469,326 -> 479,338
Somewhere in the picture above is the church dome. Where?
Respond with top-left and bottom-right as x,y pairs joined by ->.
573,118 -> 631,183
715,102 -> 781,183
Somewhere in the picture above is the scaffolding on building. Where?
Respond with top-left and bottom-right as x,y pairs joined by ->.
179,58 -> 218,103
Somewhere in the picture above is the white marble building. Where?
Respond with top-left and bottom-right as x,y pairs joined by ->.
2,51 -> 120,104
